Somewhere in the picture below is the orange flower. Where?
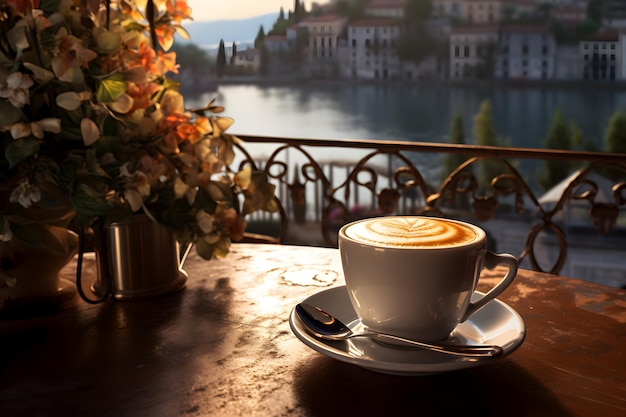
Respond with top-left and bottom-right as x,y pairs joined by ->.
126,82 -> 160,111
216,207 -> 247,242
137,42 -> 158,74
156,50 -> 178,74
166,0 -> 192,22
155,24 -> 176,51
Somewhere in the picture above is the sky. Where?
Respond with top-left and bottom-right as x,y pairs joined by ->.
187,0 -> 330,21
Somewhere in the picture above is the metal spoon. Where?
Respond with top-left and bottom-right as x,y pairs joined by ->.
295,303 -> 503,358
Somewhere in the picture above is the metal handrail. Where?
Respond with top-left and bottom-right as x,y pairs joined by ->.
235,134 -> 626,280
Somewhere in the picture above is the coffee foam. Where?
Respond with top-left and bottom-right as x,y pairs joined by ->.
344,217 -> 478,248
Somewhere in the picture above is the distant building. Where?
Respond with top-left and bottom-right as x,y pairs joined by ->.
581,31 -> 621,81
298,14 -> 348,77
433,0 -> 502,24
554,44 -> 584,80
550,4 -> 587,27
495,25 -> 556,80
603,0 -> 626,29
265,35 -> 290,53
364,0 -> 408,18
500,0 -> 537,20
232,48 -> 261,73
449,25 -> 499,79
347,18 -> 402,80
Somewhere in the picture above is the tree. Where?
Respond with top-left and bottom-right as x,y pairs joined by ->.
604,110 -> 626,180
231,42 -> 237,65
171,43 -> 212,73
396,0 -> 445,65
216,39 -> 226,77
441,111 -> 467,179
335,0 -> 368,19
473,100 -> 509,191
605,111 -> 626,153
406,0 -> 433,20
587,0 -> 604,23
254,26 -> 266,49
539,109 -> 576,191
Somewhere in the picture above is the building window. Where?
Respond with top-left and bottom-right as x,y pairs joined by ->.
584,54 -> 588,60
522,45 -> 528,54
464,45 -> 470,57
611,44 -> 616,50
542,46 -> 548,54
611,54 -> 616,60
352,39 -> 357,47
602,44 -> 607,49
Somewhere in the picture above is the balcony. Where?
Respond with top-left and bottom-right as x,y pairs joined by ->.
234,135 -> 626,288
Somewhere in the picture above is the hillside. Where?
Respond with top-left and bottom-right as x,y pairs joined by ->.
180,12 -> 279,49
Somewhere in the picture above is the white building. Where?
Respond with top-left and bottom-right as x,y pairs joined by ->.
298,14 -> 348,77
495,26 -> 556,80
580,31 -> 621,81
232,48 -> 261,72
449,25 -> 499,79
347,18 -> 402,80
364,0 -> 407,18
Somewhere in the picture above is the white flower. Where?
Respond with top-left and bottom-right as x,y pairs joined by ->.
0,72 -> 34,108
10,118 -> 61,140
120,164 -> 151,212
9,179 -> 41,208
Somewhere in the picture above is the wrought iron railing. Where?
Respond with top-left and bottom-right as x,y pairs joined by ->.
234,135 -> 626,286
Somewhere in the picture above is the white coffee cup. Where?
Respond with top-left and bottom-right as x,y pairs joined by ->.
338,216 -> 518,342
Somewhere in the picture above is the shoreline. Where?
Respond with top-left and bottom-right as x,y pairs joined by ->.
180,74 -> 626,95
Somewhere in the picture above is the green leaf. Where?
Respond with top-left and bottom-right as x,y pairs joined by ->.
162,76 -> 181,91
195,237 -> 215,260
0,101 -> 23,128
242,172 -> 278,215
0,50 -> 14,68
70,183 -> 112,220
5,138 -> 41,168
96,73 -> 127,103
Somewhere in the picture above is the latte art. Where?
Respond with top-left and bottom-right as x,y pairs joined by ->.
345,217 -> 477,248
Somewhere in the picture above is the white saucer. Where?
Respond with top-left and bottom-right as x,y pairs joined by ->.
289,286 -> 526,376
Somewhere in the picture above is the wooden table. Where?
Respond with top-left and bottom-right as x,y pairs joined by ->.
1,244 -> 625,417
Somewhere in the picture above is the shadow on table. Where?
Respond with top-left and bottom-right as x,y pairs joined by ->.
0,277 -> 235,416
293,356 -> 572,417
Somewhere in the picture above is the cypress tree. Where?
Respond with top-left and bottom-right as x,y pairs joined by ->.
540,109 -> 575,191
603,110 -> 626,180
216,39 -> 226,77
441,111 -> 467,179
473,100 -> 508,191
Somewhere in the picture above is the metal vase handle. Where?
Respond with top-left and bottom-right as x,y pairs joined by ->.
75,219 -> 192,304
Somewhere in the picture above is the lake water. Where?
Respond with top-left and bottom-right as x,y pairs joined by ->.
186,82 -> 626,147
184,82 -> 626,191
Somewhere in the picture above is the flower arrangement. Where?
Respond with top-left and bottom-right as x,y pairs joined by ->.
0,0 -> 278,289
